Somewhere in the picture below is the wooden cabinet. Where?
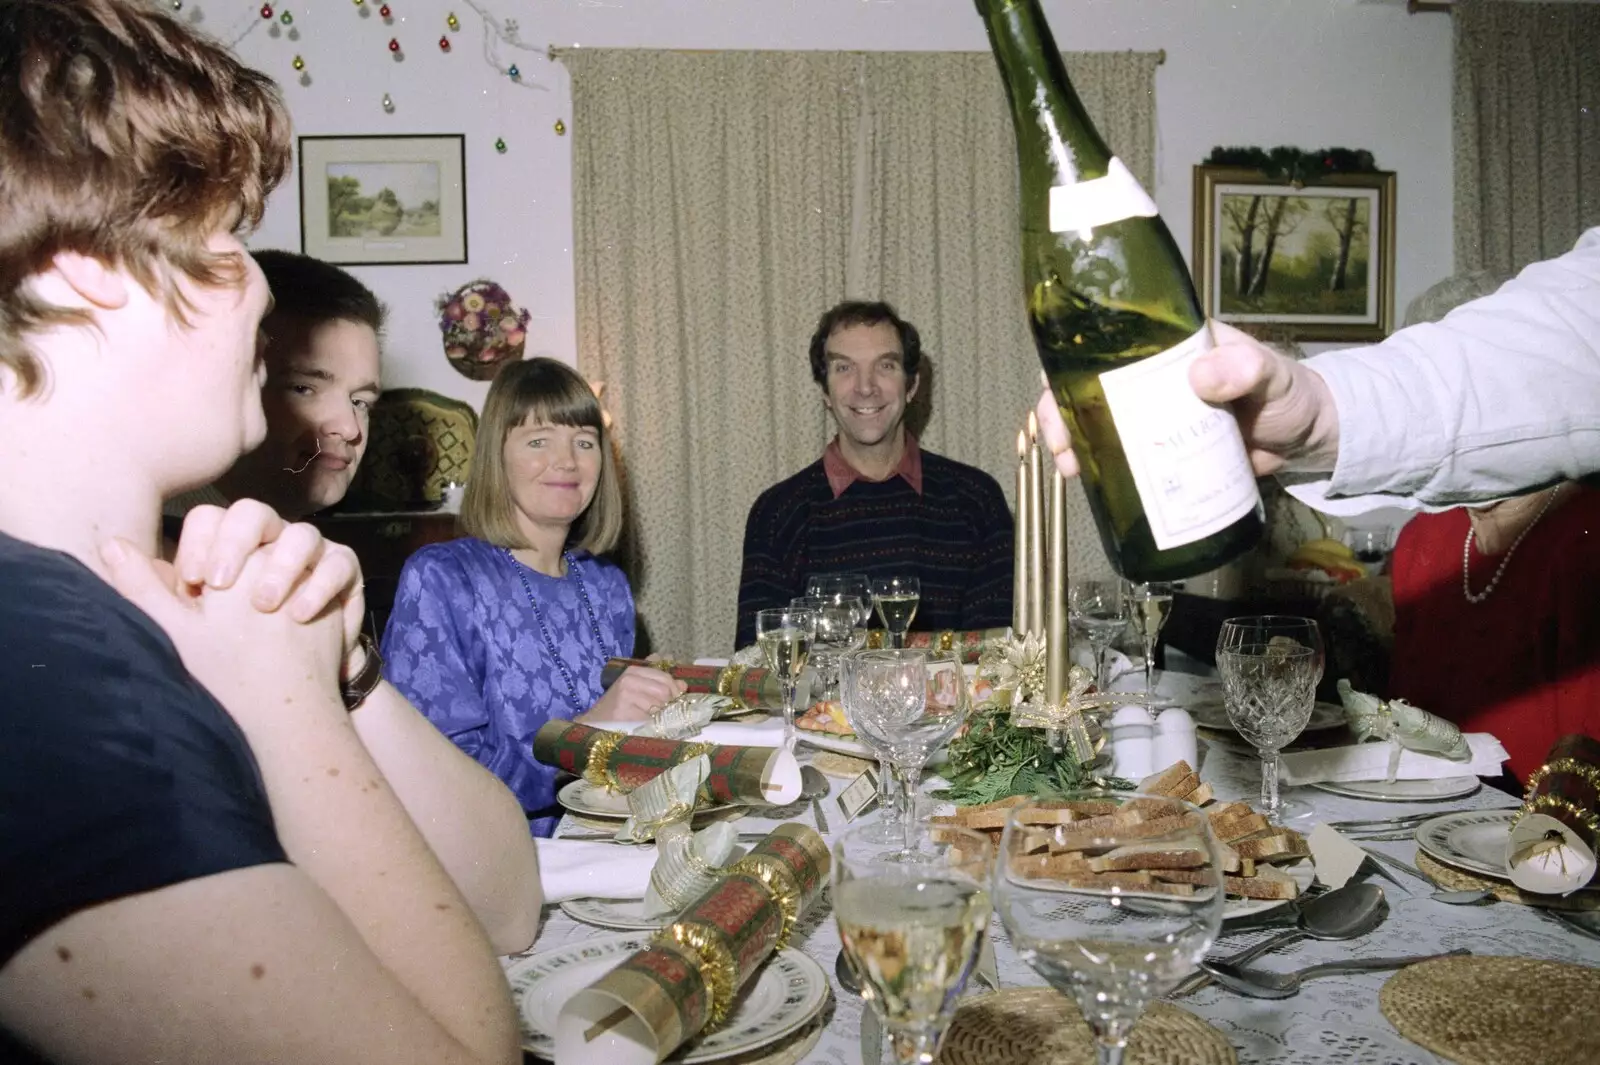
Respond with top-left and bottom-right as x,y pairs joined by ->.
311,511 -> 461,638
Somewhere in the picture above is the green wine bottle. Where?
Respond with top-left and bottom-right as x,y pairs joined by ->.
977,0 -> 1263,582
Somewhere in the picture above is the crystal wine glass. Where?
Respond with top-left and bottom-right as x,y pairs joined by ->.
835,818 -> 994,1065
993,792 -> 1225,1065
838,648 -> 904,846
807,572 -> 874,630
756,605 -> 816,750
1069,578 -> 1126,690
1216,615 -> 1325,824
851,649 -> 970,856
793,593 -> 866,702
871,575 -> 921,649
1124,581 -> 1174,696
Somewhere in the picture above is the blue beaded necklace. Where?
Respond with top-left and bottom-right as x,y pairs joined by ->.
506,548 -> 613,713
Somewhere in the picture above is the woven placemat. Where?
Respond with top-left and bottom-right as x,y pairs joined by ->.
1416,851 -> 1600,911
1380,955 -> 1600,1065
940,988 -> 1236,1065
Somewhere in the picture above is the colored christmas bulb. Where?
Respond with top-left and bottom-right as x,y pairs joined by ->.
553,119 -> 566,136
388,37 -> 400,52
382,93 -> 395,113
507,64 -> 520,79
280,10 -> 292,24
379,3 -> 391,17
260,4 -> 273,18
291,55 -> 305,71
447,12 -> 459,30
494,137 -> 507,154
171,0 -> 183,10
438,35 -> 450,52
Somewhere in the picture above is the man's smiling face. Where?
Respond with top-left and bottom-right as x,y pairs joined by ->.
821,319 -> 918,450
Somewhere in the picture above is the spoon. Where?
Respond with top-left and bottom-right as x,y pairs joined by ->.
800,766 -> 831,834
835,948 -> 863,995
1206,948 -> 1471,999
1173,882 -> 1388,996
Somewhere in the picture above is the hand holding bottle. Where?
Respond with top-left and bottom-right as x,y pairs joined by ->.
1035,321 -> 1343,481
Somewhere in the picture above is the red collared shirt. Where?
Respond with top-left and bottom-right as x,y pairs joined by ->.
821,434 -> 924,499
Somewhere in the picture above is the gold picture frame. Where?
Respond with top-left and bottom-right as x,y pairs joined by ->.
1193,165 -> 1396,342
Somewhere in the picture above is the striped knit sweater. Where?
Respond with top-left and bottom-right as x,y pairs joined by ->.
735,449 -> 1015,648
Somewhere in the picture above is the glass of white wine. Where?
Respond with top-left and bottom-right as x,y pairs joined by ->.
1068,578 -> 1126,691
807,572 -> 874,631
755,605 -> 816,749
993,792 -> 1225,1065
1124,581 -> 1174,696
835,818 -> 994,1065
871,575 -> 921,649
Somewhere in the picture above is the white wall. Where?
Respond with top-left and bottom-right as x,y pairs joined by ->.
231,0 -> 1453,412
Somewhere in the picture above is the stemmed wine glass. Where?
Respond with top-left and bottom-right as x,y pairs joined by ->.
793,593 -> 865,702
1124,581 -> 1174,696
993,792 -> 1225,1065
807,572 -> 874,631
835,818 -> 994,1065
755,605 -> 816,749
838,649 -> 902,846
871,576 -> 921,649
1069,579 -> 1126,691
851,649 -> 970,855
1216,615 -> 1325,824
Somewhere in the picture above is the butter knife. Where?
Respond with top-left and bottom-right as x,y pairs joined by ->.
860,1003 -> 883,1065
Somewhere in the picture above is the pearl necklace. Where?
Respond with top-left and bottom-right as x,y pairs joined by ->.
1461,485 -> 1563,605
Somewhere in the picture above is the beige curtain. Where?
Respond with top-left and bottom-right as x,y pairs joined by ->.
564,48 -> 1160,655
1453,0 -> 1600,274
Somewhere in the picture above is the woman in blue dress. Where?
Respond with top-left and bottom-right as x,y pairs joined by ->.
381,358 -> 683,834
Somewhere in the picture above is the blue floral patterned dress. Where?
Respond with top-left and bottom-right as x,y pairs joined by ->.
380,538 -> 635,836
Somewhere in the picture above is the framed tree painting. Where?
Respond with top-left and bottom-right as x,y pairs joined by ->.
299,134 -> 467,266
1192,166 -> 1395,342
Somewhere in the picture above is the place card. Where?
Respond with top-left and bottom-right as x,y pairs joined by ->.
1308,822 -> 1367,890
836,769 -> 880,823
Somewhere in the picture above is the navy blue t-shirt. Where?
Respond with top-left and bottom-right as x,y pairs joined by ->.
0,532 -> 286,1061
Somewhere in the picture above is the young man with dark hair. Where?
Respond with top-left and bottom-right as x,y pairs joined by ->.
0,3 -> 536,1062
735,300 -> 1014,647
172,249 -> 386,521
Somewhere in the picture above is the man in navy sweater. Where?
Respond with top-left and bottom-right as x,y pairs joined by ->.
735,301 -> 1014,648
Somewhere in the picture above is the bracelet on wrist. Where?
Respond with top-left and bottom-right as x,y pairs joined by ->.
341,633 -> 383,712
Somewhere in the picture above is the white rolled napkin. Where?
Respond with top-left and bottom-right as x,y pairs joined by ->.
535,839 -> 656,903
1280,733 -> 1509,786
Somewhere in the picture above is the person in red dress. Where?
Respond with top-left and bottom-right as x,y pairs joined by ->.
1388,481 -> 1600,784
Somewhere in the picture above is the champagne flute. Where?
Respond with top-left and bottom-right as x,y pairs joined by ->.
993,792 -> 1225,1065
1216,615 -> 1325,824
756,606 -> 816,749
871,575 -> 921,649
1068,579 -> 1126,690
1124,581 -> 1174,696
835,818 -> 994,1065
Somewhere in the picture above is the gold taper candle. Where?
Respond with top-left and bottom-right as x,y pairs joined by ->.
1045,465 -> 1068,706
1026,411 -> 1046,636
1014,429 -> 1029,635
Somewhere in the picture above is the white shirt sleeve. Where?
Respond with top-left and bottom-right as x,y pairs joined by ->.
1284,226 -> 1600,512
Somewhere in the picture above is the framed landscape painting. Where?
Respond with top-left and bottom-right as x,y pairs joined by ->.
1192,166 -> 1395,342
299,134 -> 467,266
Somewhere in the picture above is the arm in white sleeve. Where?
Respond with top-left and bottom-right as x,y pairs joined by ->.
1288,226 -> 1600,511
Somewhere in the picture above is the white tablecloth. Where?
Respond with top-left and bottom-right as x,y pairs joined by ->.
513,677 -> 1600,1065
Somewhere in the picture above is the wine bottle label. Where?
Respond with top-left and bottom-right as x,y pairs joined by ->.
1098,324 -> 1260,550
1048,157 -> 1158,235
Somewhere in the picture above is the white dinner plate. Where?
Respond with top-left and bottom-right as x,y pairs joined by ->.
508,933 -> 830,1062
559,897 -> 671,931
1225,858 -> 1317,920
1415,809 -> 1523,881
556,779 -> 746,821
1312,776 -> 1481,802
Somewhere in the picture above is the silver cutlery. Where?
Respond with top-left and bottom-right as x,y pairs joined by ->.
1205,948 -> 1471,999
800,765 -> 831,834
860,997 -> 884,1065
1328,807 -> 1513,831
558,830 -> 773,843
1171,882 -> 1386,997
1359,847 -> 1440,892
